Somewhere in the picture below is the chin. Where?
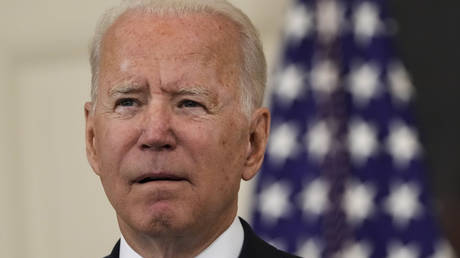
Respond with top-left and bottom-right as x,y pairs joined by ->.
131,207 -> 193,236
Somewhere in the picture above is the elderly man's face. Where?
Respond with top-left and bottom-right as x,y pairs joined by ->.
85,11 -> 268,238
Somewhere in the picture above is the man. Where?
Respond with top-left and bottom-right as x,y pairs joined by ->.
85,0 -> 300,257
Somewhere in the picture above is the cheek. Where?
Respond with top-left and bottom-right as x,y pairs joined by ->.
95,118 -> 140,175
95,120 -> 140,207
185,119 -> 248,179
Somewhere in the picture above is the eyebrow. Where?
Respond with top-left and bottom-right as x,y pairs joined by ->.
108,84 -> 216,101
174,86 -> 212,97
109,83 -> 146,97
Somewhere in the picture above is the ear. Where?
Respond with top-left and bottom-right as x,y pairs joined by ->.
84,102 -> 101,176
242,107 -> 270,181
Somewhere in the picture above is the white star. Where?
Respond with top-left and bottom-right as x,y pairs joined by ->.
299,178 -> 330,218
343,180 -> 376,225
387,242 -> 419,258
353,2 -> 381,45
275,65 -> 306,106
386,121 -> 421,168
268,122 -> 300,166
348,63 -> 381,106
298,239 -> 322,258
317,0 -> 344,42
388,62 -> 415,104
305,120 -> 332,162
339,241 -> 372,258
258,181 -> 292,225
348,119 -> 379,165
384,182 -> 422,227
285,3 -> 314,43
430,240 -> 457,258
311,59 -> 339,94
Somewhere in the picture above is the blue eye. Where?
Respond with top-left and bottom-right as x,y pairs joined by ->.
117,98 -> 136,107
179,100 -> 202,108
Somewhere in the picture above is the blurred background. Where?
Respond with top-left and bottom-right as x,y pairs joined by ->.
0,0 -> 458,257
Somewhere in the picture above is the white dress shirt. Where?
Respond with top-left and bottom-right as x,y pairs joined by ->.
120,216 -> 244,258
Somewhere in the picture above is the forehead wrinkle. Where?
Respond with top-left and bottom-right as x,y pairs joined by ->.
100,12 -> 242,104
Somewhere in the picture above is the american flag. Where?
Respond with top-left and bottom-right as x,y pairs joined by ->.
250,0 -> 456,257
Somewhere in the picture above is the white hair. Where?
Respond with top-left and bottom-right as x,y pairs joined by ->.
89,0 -> 267,115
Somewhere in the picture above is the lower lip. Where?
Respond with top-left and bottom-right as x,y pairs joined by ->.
134,180 -> 188,202
135,180 -> 187,187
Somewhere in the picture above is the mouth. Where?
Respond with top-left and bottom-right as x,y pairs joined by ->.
134,173 -> 187,184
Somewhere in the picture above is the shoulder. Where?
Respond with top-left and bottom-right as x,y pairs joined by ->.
103,221 -> 301,258
103,240 -> 120,258
238,218 -> 301,258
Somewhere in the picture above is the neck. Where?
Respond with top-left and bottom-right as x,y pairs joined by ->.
118,210 -> 237,258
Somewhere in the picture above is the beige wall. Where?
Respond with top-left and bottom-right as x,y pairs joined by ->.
0,1 -> 290,257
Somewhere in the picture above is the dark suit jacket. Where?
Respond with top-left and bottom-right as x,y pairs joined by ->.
104,218 -> 300,258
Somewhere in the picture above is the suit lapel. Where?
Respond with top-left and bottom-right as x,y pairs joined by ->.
104,240 -> 120,258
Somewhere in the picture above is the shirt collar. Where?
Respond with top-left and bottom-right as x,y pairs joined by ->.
196,216 -> 244,258
120,235 -> 142,258
120,216 -> 244,258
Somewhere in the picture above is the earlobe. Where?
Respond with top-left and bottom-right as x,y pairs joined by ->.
242,108 -> 270,181
84,102 -> 101,175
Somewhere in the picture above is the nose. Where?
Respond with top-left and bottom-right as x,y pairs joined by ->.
138,102 -> 177,152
